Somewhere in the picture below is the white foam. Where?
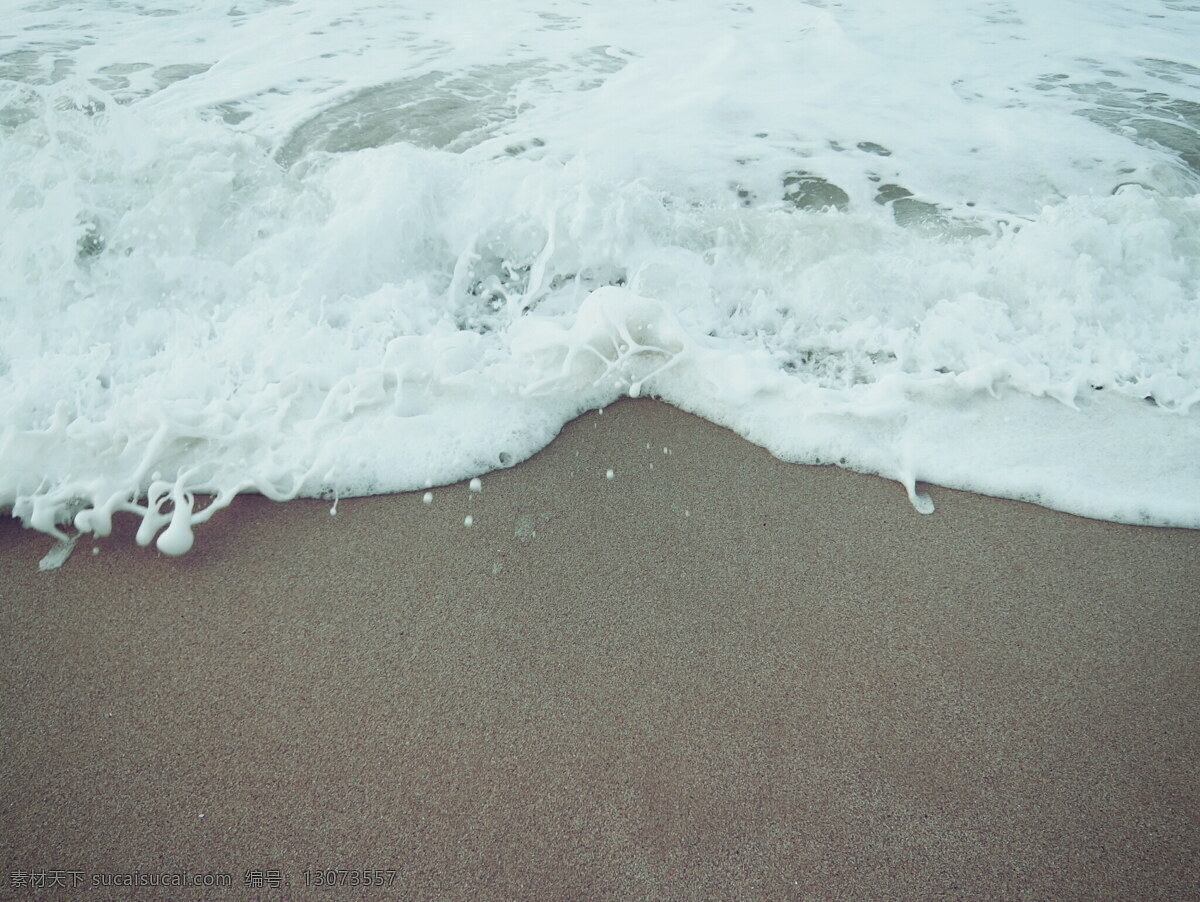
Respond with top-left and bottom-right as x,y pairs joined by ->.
38,537 -> 76,571
2,0 -> 1198,552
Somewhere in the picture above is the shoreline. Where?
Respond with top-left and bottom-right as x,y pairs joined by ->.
3,398 -> 1197,901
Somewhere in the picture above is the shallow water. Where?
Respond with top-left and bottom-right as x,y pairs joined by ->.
2,0 -> 1198,552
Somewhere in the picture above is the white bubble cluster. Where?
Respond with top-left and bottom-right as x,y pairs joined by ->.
2,0 -> 1198,552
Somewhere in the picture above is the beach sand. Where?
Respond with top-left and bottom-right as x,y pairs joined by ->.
2,399 -> 1197,901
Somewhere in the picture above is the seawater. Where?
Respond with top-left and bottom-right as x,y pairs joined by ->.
2,0 -> 1198,554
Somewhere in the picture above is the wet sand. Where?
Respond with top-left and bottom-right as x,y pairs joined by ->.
2,399 -> 1197,901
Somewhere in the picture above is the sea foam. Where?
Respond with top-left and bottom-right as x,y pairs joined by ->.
2,0 -> 1198,553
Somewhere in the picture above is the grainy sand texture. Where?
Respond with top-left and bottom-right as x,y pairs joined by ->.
2,400 -> 1197,901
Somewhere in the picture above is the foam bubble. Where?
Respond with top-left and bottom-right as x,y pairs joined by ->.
2,0 -> 1198,551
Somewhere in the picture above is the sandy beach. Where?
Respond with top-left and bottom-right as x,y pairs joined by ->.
2,399 -> 1197,901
